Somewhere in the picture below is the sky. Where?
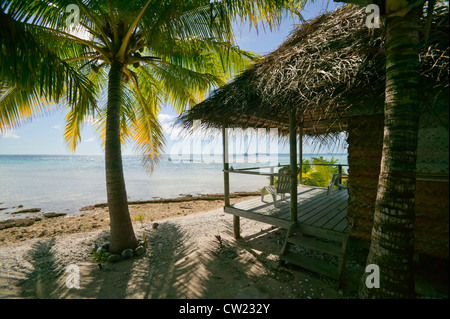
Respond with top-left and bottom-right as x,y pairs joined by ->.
0,1 -> 344,156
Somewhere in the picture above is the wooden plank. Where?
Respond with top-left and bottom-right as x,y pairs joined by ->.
286,235 -> 344,257
322,206 -> 348,230
289,107 -> 298,222
223,126 -> 239,240
312,205 -> 346,229
280,252 -> 339,280
224,207 -> 291,229
235,187 -> 320,215
304,200 -> 348,229
295,223 -> 348,242
299,123 -> 303,185
336,236 -> 349,283
294,192 -> 348,225
280,223 -> 296,256
333,214 -> 349,233
298,191 -> 347,222
300,191 -> 347,220
222,126 -> 230,207
277,190 -> 333,221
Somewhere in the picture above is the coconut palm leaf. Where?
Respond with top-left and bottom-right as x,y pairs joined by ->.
1,0 -> 313,253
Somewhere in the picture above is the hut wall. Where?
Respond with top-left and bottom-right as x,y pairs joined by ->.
414,121 -> 449,258
346,114 -> 384,244
346,115 -> 449,259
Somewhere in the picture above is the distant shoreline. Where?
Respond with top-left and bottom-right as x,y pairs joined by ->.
79,191 -> 261,211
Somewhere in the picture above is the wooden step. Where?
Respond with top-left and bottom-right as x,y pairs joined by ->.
280,251 -> 339,280
294,223 -> 347,242
286,234 -> 344,257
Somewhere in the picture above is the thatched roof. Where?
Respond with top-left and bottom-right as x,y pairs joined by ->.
178,3 -> 449,137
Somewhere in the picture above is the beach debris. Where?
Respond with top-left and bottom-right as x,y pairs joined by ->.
180,205 -> 193,209
214,233 -> 224,249
43,212 -> 67,218
121,249 -> 134,259
96,247 -> 107,255
79,205 -> 96,211
107,254 -> 121,263
101,242 -> 110,251
0,217 -> 41,230
0,207 -> 7,211
135,246 -> 146,256
152,222 -> 159,229
11,208 -> 41,214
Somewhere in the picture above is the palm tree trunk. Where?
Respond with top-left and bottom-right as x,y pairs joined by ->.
105,60 -> 137,254
359,4 -> 420,299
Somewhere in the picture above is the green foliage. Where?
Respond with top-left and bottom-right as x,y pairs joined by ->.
133,213 -> 145,226
90,249 -> 110,264
141,231 -> 149,248
301,156 -> 345,187
267,157 -> 346,188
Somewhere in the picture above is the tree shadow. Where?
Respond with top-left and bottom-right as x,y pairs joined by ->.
132,222 -> 199,298
192,220 -> 291,299
16,238 -> 60,298
3,217 -> 367,299
54,222 -> 199,298
65,229 -> 138,299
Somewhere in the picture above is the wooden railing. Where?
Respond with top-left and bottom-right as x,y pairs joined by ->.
225,163 -> 349,188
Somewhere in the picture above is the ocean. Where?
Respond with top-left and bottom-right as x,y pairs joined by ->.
0,153 -> 347,220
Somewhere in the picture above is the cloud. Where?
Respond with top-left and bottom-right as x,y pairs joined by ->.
162,121 -> 183,140
158,113 -> 175,123
84,137 -> 95,142
1,131 -> 20,139
84,115 -> 99,126
52,124 -> 62,129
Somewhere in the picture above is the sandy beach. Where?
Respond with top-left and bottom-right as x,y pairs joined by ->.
0,193 -> 357,299
0,193 -> 447,299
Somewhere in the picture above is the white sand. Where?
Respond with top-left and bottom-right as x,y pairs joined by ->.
0,208 -> 345,299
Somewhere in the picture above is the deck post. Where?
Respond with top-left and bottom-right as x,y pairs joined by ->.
270,167 -> 274,186
289,108 -> 298,222
298,123 -> 303,186
222,124 -> 240,239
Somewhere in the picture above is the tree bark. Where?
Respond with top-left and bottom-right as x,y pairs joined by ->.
359,4 -> 421,299
105,61 -> 138,254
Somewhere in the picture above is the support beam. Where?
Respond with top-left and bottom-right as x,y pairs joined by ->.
289,108 -> 298,222
222,125 -> 240,239
299,123 -> 303,186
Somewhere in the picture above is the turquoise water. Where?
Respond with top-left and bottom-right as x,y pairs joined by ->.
0,153 -> 347,219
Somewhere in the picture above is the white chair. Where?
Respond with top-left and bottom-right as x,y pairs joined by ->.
261,166 -> 291,208
327,173 -> 348,197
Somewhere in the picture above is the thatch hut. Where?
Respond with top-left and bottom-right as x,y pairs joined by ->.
178,4 -> 449,259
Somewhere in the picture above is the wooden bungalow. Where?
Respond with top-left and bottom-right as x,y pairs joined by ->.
178,4 -> 449,281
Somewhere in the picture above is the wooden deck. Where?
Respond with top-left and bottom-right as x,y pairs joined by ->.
224,186 -> 348,233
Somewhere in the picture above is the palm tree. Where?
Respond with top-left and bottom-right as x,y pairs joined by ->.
357,0 -> 441,299
333,0 -> 440,299
1,0 -> 306,254
0,9 -> 96,131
